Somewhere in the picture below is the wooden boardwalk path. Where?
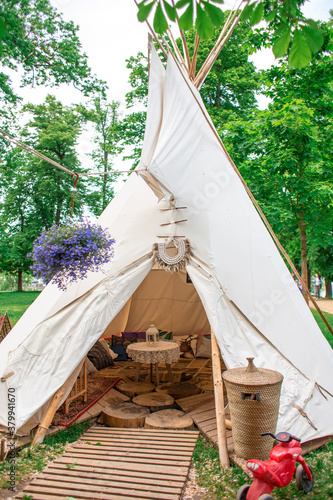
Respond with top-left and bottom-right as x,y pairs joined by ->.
177,393 -> 234,452
15,426 -> 199,500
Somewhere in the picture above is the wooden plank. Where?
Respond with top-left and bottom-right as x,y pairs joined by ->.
79,431 -> 198,443
83,427 -> 199,437
24,479 -> 180,500
43,467 -> 184,489
80,434 -> 198,445
38,473 -> 182,495
85,401 -> 105,417
189,402 -> 216,416
63,450 -> 191,466
54,456 -> 189,476
176,393 -> 214,413
191,410 -> 217,423
82,437 -> 196,450
17,484 -> 157,500
48,462 -> 185,483
75,444 -> 194,457
200,421 -> 218,432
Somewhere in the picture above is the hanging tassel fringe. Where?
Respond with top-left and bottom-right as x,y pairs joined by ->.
152,238 -> 191,272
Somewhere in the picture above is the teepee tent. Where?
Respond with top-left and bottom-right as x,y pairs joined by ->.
1,40 -> 333,460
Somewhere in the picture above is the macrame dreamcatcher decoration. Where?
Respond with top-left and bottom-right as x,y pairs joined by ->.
152,238 -> 191,272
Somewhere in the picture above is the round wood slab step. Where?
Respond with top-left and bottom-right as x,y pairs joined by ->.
145,409 -> 194,430
101,402 -> 150,428
156,382 -> 201,400
116,381 -> 156,399
132,392 -> 174,412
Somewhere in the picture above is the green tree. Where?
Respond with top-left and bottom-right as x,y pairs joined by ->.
119,53 -> 149,167
0,96 -> 88,289
224,23 -> 333,298
22,95 -> 85,225
0,149 -> 41,290
77,96 -> 123,214
185,24 -> 259,128
0,0 -> 104,104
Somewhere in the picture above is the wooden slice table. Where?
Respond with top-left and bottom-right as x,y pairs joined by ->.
127,341 -> 180,385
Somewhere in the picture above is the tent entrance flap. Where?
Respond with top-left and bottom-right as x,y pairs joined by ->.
102,267 -> 210,337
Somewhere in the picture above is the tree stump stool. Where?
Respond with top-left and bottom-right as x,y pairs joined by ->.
132,392 -> 174,412
145,409 -> 194,430
156,382 -> 201,400
116,381 -> 156,399
100,402 -> 150,428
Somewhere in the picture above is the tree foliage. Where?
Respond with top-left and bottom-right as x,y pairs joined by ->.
185,23 -> 259,127
137,0 -> 324,68
0,96 -> 88,289
224,22 -> 333,285
0,0 -> 104,104
77,96 -> 124,214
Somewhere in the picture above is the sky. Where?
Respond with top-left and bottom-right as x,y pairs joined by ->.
7,0 -> 333,182
16,0 -> 332,107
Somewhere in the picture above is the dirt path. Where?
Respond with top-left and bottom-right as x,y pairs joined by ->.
309,298 -> 333,314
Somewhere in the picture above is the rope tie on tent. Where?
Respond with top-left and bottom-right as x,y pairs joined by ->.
69,173 -> 80,217
316,383 -> 333,399
292,404 -> 318,431
152,238 -> 191,272
0,129 -> 141,178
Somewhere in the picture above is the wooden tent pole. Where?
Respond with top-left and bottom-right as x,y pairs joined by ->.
169,48 -> 333,338
211,332 -> 230,468
31,384 -> 67,448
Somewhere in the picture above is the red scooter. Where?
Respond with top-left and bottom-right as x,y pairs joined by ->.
236,431 -> 314,500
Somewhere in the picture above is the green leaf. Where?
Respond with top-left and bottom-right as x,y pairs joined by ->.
240,2 -> 256,22
274,22 -> 288,37
0,18 -> 8,38
153,3 -> 169,33
305,18 -> 320,30
210,0 -> 225,3
175,0 -> 190,8
265,9 -> 276,22
273,28 -> 291,58
289,29 -> 311,69
300,24 -> 324,53
179,2 -> 194,31
137,1 -> 155,22
250,2 -> 264,26
203,1 -> 224,26
163,1 -> 177,22
196,3 -> 214,39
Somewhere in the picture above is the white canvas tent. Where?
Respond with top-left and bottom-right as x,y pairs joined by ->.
1,43 -> 333,449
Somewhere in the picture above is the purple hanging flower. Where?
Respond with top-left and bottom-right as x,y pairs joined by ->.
29,219 -> 115,291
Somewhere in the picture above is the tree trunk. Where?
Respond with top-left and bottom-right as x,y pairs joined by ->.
17,270 -> 23,292
298,217 -> 309,303
325,281 -> 332,298
103,150 -> 108,210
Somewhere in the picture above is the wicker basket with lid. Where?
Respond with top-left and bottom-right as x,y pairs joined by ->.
222,357 -> 283,460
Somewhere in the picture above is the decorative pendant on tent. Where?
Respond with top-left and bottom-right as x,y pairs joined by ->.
152,238 -> 191,272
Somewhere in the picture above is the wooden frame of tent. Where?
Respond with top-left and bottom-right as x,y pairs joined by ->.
0,312 -> 12,343
31,2 -> 333,470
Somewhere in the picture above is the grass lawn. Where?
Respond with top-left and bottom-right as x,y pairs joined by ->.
0,291 -> 40,326
311,309 -> 333,349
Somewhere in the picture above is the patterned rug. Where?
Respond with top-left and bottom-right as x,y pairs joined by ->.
53,375 -> 121,427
